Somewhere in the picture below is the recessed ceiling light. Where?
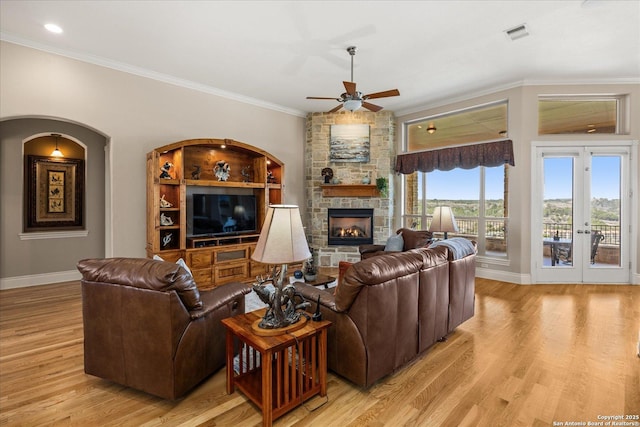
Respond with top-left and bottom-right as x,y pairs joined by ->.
44,23 -> 63,34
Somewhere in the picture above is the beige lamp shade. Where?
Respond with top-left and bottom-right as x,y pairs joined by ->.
251,205 -> 311,264
429,206 -> 459,233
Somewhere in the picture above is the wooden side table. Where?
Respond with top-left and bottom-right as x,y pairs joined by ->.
222,309 -> 331,427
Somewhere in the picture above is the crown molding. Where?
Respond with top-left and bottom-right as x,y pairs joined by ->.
0,33 -> 307,118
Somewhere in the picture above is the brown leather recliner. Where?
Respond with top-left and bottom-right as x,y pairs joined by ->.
359,228 -> 433,260
77,257 -> 250,399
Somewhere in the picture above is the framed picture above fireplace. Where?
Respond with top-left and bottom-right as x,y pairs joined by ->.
330,124 -> 370,162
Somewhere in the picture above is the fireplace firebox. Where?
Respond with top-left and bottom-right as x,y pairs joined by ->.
327,208 -> 374,246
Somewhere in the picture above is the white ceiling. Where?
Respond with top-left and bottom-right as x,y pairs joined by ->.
1,0 -> 639,117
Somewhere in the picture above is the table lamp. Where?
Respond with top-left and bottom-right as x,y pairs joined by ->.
251,205 -> 311,332
429,206 -> 459,239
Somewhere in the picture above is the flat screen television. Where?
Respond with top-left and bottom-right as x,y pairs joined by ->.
189,194 -> 257,236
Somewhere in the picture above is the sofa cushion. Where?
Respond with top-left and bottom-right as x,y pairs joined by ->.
397,228 -> 432,251
384,232 -> 404,251
153,254 -> 194,277
77,257 -> 203,310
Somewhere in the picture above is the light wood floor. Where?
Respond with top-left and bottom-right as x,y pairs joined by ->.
1,279 -> 638,426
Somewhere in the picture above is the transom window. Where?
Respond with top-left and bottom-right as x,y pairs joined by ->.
406,101 -> 508,151
538,95 -> 627,135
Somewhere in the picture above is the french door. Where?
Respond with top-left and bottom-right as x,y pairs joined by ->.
532,144 -> 631,283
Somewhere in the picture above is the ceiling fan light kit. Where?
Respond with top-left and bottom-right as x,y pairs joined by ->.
343,99 -> 362,111
306,46 -> 400,113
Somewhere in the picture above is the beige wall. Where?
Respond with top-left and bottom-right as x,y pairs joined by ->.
0,41 -> 306,284
396,83 -> 640,283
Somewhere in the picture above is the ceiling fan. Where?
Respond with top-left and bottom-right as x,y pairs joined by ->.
306,46 -> 400,113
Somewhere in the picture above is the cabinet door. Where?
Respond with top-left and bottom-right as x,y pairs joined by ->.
214,261 -> 249,285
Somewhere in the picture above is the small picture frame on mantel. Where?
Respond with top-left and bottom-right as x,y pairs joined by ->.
330,124 -> 370,162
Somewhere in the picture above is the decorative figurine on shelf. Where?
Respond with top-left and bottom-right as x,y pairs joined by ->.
159,194 -> 173,208
159,162 -> 173,179
191,165 -> 201,180
267,170 -> 277,184
321,167 -> 334,184
162,233 -> 173,248
214,160 -> 231,181
241,165 -> 252,182
362,172 -> 371,184
160,213 -> 174,226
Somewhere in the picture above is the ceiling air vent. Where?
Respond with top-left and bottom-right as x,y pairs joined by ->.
504,24 -> 529,41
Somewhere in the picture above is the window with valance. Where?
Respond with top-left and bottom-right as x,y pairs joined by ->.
395,139 -> 515,174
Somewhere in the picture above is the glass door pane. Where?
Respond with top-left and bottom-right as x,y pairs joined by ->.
542,157 -> 574,268
588,155 -> 621,268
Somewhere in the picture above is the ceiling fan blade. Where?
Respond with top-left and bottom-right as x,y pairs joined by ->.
364,89 -> 400,100
307,96 -> 339,100
362,101 -> 383,112
329,104 -> 344,113
343,81 -> 357,96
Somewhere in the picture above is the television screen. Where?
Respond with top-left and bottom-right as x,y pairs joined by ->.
190,194 -> 257,236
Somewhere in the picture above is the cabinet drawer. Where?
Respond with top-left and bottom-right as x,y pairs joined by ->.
188,251 -> 212,268
250,262 -> 271,278
191,268 -> 212,286
214,262 -> 249,284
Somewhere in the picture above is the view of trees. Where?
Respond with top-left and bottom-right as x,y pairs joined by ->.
543,197 -> 620,225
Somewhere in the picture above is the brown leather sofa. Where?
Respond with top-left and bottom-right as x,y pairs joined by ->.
295,243 -> 476,388
359,228 -> 433,259
77,257 -> 250,399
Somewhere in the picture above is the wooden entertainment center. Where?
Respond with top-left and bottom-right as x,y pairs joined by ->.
146,138 -> 285,288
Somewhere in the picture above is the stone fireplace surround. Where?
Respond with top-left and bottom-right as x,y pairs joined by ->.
305,111 -> 396,267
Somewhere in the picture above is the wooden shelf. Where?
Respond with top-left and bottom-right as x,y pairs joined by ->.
321,184 -> 379,197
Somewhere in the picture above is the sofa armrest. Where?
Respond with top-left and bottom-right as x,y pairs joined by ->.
294,283 -> 339,312
190,282 -> 251,320
359,244 -> 386,255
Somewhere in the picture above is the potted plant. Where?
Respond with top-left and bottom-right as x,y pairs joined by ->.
376,177 -> 388,197
303,257 -> 317,282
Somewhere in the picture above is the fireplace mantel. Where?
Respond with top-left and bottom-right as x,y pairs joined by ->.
321,184 -> 379,197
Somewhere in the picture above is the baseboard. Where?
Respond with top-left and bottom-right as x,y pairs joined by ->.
478,268 -> 640,285
0,270 -> 81,290
475,267 -> 531,284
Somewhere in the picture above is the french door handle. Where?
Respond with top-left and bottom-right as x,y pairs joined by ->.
577,230 -> 584,234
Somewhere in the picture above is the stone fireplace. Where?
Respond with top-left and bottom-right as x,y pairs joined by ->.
305,111 -> 396,267
327,208 -> 374,246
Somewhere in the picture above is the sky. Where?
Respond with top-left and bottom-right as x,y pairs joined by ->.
543,156 -> 621,200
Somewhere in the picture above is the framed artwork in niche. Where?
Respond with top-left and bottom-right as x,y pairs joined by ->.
24,155 -> 84,231
330,124 -> 370,162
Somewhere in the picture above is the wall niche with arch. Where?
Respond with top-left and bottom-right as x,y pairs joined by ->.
23,134 -> 86,231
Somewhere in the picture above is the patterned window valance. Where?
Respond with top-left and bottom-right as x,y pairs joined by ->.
394,139 -> 515,174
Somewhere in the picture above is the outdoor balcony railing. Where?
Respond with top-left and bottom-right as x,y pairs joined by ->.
543,223 -> 620,246
403,216 -> 620,248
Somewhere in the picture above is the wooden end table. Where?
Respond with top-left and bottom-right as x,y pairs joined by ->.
222,309 -> 331,427
290,274 -> 336,289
